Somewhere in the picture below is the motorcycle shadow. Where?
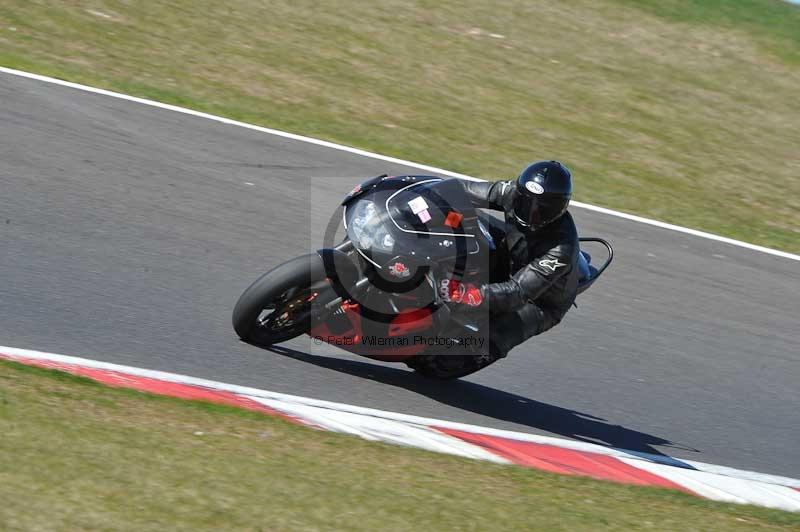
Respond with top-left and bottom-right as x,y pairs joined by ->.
266,344 -> 699,464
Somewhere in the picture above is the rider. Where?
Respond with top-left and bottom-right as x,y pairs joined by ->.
449,160 -> 580,358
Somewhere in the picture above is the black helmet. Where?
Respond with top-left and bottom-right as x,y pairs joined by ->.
512,160 -> 572,230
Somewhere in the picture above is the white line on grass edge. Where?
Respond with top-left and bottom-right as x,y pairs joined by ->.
2,66 -> 798,262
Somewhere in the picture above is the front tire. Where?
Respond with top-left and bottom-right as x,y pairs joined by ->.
232,254 -> 327,345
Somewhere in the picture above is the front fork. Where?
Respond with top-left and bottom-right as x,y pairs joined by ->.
312,242 -> 368,324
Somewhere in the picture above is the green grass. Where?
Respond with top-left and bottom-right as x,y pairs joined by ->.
2,359 -> 799,531
0,1 -> 799,252
615,0 -> 800,63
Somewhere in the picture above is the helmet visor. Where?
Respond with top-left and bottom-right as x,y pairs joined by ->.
513,193 -> 567,229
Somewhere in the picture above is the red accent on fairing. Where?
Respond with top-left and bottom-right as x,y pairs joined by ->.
307,304 -> 431,361
444,211 -> 463,228
436,428 -> 695,494
2,356 -> 304,425
389,262 -> 408,277
308,302 -> 362,344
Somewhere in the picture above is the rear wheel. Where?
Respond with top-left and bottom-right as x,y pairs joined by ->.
232,254 -> 327,346
406,352 -> 501,380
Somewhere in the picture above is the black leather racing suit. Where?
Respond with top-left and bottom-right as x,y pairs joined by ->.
461,179 -> 580,356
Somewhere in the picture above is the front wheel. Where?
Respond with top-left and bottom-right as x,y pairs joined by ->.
232,254 -> 327,346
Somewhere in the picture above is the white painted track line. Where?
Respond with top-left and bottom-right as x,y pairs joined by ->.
619,458 -> 800,511
3,345 -> 800,491
4,345 -> 800,512
1,65 -> 798,262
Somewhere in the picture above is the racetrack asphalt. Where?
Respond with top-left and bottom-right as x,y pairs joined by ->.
2,72 -> 798,476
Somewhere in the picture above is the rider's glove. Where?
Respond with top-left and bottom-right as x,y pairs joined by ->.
447,279 -> 484,307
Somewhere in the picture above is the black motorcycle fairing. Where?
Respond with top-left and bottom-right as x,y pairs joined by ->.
385,178 -> 478,237
341,174 -> 436,207
340,174 -> 388,205
316,247 -> 362,299
343,177 -> 494,283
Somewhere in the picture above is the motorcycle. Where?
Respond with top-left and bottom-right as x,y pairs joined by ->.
232,175 -> 613,379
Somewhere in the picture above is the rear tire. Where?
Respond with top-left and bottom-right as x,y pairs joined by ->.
406,352 -> 501,380
232,254 -> 327,345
